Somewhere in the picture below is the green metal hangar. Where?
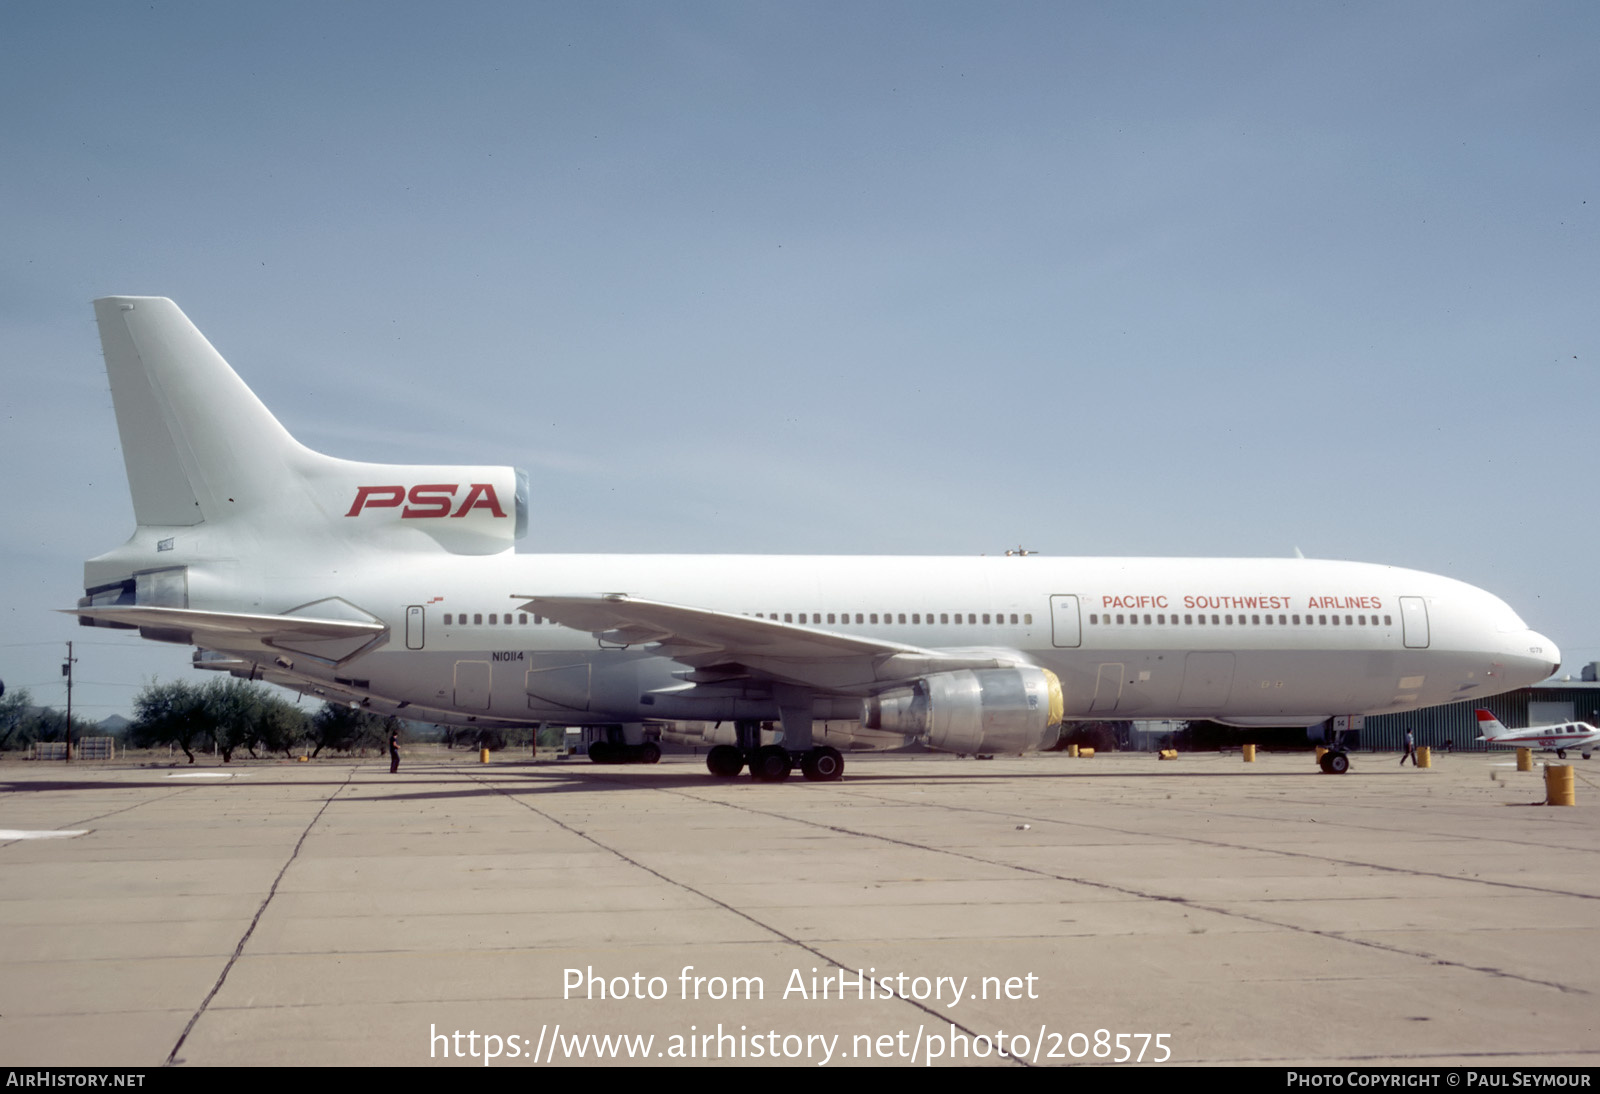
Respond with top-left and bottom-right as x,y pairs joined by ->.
1359,663 -> 1600,752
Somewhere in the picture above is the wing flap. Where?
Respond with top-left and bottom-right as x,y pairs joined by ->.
516,594 -> 1023,693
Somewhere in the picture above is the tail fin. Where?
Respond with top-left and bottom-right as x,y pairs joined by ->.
1474,708 -> 1510,742
90,297 -> 526,559
95,297 -> 307,527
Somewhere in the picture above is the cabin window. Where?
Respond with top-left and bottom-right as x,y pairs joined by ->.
940,613 -> 949,624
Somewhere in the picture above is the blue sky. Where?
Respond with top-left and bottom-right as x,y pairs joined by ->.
3,1 -> 1596,721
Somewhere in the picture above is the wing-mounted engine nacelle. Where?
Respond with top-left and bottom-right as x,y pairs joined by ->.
861,666 -> 1064,755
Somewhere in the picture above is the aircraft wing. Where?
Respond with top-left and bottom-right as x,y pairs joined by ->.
516,594 -> 1024,693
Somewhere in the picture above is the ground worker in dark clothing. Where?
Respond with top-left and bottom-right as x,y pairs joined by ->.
390,729 -> 401,774
1399,727 -> 1418,766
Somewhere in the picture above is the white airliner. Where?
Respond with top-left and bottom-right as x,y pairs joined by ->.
1475,709 -> 1597,760
71,298 -> 1560,781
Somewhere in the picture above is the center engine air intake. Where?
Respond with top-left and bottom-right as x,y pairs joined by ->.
860,666 -> 1065,755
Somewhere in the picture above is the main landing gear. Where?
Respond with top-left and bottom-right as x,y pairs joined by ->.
1318,749 -> 1350,775
704,743 -> 845,782
584,725 -> 660,764
587,741 -> 661,764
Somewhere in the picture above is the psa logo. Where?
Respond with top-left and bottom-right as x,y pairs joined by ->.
346,484 -> 507,519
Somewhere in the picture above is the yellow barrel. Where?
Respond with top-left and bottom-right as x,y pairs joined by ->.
1158,749 -> 1177,761
1078,747 -> 1095,759
1416,746 -> 1431,768
1545,764 -> 1575,806
1068,744 -> 1079,757
479,747 -> 490,764
1517,747 -> 1533,772
1314,746 -> 1327,764
1242,743 -> 1256,763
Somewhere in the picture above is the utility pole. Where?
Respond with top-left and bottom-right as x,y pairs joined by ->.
62,641 -> 75,763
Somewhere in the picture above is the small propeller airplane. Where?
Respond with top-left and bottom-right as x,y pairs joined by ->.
1475,708 -> 1597,759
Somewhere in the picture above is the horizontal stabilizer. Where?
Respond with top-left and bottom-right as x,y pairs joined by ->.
65,605 -> 386,665
67,605 -> 383,639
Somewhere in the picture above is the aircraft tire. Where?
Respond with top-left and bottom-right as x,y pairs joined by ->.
1321,751 -> 1350,775
801,746 -> 844,782
1557,749 -> 1567,759
749,745 -> 792,782
639,742 -> 661,764
706,745 -> 744,777
588,742 -> 612,764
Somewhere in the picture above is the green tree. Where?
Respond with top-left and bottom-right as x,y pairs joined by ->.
131,680 -> 211,762
131,677 -> 308,762
249,694 -> 309,757
0,689 -> 99,751
308,703 -> 395,757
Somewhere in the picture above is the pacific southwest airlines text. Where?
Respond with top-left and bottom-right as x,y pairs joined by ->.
1103,595 -> 1384,610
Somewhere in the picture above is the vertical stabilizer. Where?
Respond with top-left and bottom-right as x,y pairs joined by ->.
94,297 -> 306,527
89,296 -> 526,560
1474,708 -> 1510,741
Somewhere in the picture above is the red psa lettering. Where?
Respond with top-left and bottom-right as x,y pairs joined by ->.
402,484 -> 457,518
452,483 -> 507,518
346,486 -> 405,516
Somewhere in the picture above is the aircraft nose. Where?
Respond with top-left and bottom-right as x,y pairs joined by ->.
1515,631 -> 1560,683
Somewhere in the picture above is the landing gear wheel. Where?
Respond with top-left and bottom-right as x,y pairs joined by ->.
1557,749 -> 1567,759
749,745 -> 793,782
1319,750 -> 1350,775
706,745 -> 744,777
800,746 -> 844,782
639,742 -> 661,764
587,742 -> 612,764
